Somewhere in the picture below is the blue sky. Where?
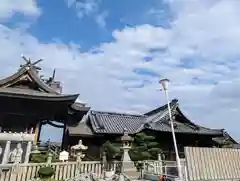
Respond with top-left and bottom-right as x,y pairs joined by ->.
6,0 -> 171,50
1,0 -> 240,142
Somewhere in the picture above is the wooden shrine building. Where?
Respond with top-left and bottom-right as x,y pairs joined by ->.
0,57 -> 90,150
67,99 -> 238,160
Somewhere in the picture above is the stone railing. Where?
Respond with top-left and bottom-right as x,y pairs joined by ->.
0,132 -> 34,141
0,132 -> 35,164
0,161 -> 122,181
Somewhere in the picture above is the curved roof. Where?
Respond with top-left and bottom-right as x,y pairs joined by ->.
0,66 -> 59,94
0,63 -> 79,102
69,100 -> 224,136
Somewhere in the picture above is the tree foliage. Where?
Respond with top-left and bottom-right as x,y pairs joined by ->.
102,141 -> 121,160
129,132 -> 162,161
30,152 -> 59,163
221,137 -> 234,148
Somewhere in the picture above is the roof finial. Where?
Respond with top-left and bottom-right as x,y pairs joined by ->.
20,55 -> 44,70
46,69 -> 56,84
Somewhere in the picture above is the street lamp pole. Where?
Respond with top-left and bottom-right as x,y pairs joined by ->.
159,78 -> 182,181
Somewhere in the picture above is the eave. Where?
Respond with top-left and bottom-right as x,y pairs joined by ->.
0,87 -> 79,102
70,103 -> 91,112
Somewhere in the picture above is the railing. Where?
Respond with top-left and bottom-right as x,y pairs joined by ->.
0,132 -> 34,141
37,141 -> 61,157
0,161 -> 122,181
48,143 -> 60,157
143,160 -> 187,180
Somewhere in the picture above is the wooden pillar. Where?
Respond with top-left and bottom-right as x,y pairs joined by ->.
34,121 -> 42,145
61,120 -> 67,150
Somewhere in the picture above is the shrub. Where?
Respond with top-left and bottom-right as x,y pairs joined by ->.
38,166 -> 55,179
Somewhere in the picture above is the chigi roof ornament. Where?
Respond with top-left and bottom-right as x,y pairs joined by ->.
46,68 -> 56,84
20,55 -> 43,71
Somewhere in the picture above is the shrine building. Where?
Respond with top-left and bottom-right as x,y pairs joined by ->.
0,57 -> 89,163
67,100 -> 237,160
0,57 -> 237,163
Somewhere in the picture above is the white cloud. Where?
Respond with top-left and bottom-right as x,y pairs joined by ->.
0,0 -> 41,20
1,0 -> 240,142
95,11 -> 108,28
65,0 -> 99,19
65,0 -> 109,28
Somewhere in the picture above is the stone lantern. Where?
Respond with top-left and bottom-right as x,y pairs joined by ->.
120,128 -> 133,162
71,140 -> 88,162
71,140 -> 88,176
120,128 -> 136,176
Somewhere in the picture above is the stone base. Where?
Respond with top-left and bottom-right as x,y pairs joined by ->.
122,161 -> 140,179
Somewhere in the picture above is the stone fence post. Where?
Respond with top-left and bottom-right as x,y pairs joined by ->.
46,153 -> 53,166
2,141 -> 11,164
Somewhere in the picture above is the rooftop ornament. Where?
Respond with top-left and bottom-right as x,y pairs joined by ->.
20,55 -> 43,71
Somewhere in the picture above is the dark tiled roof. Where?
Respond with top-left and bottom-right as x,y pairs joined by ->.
212,131 -> 238,144
70,99 -> 224,136
89,111 -> 145,134
148,121 -> 222,135
68,123 -> 94,136
144,98 -> 178,116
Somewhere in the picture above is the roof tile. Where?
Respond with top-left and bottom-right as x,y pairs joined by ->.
90,111 -> 145,134
70,100 -> 223,136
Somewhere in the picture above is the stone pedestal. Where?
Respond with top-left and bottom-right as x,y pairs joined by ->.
121,161 -> 137,178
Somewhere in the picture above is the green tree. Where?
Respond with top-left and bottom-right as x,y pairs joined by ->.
30,152 -> 59,163
102,141 -> 121,160
221,137 -> 234,148
129,132 -> 162,161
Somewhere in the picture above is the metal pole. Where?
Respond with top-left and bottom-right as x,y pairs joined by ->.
164,89 -> 183,181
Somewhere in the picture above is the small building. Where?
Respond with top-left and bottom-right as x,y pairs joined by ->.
67,99 -> 237,160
